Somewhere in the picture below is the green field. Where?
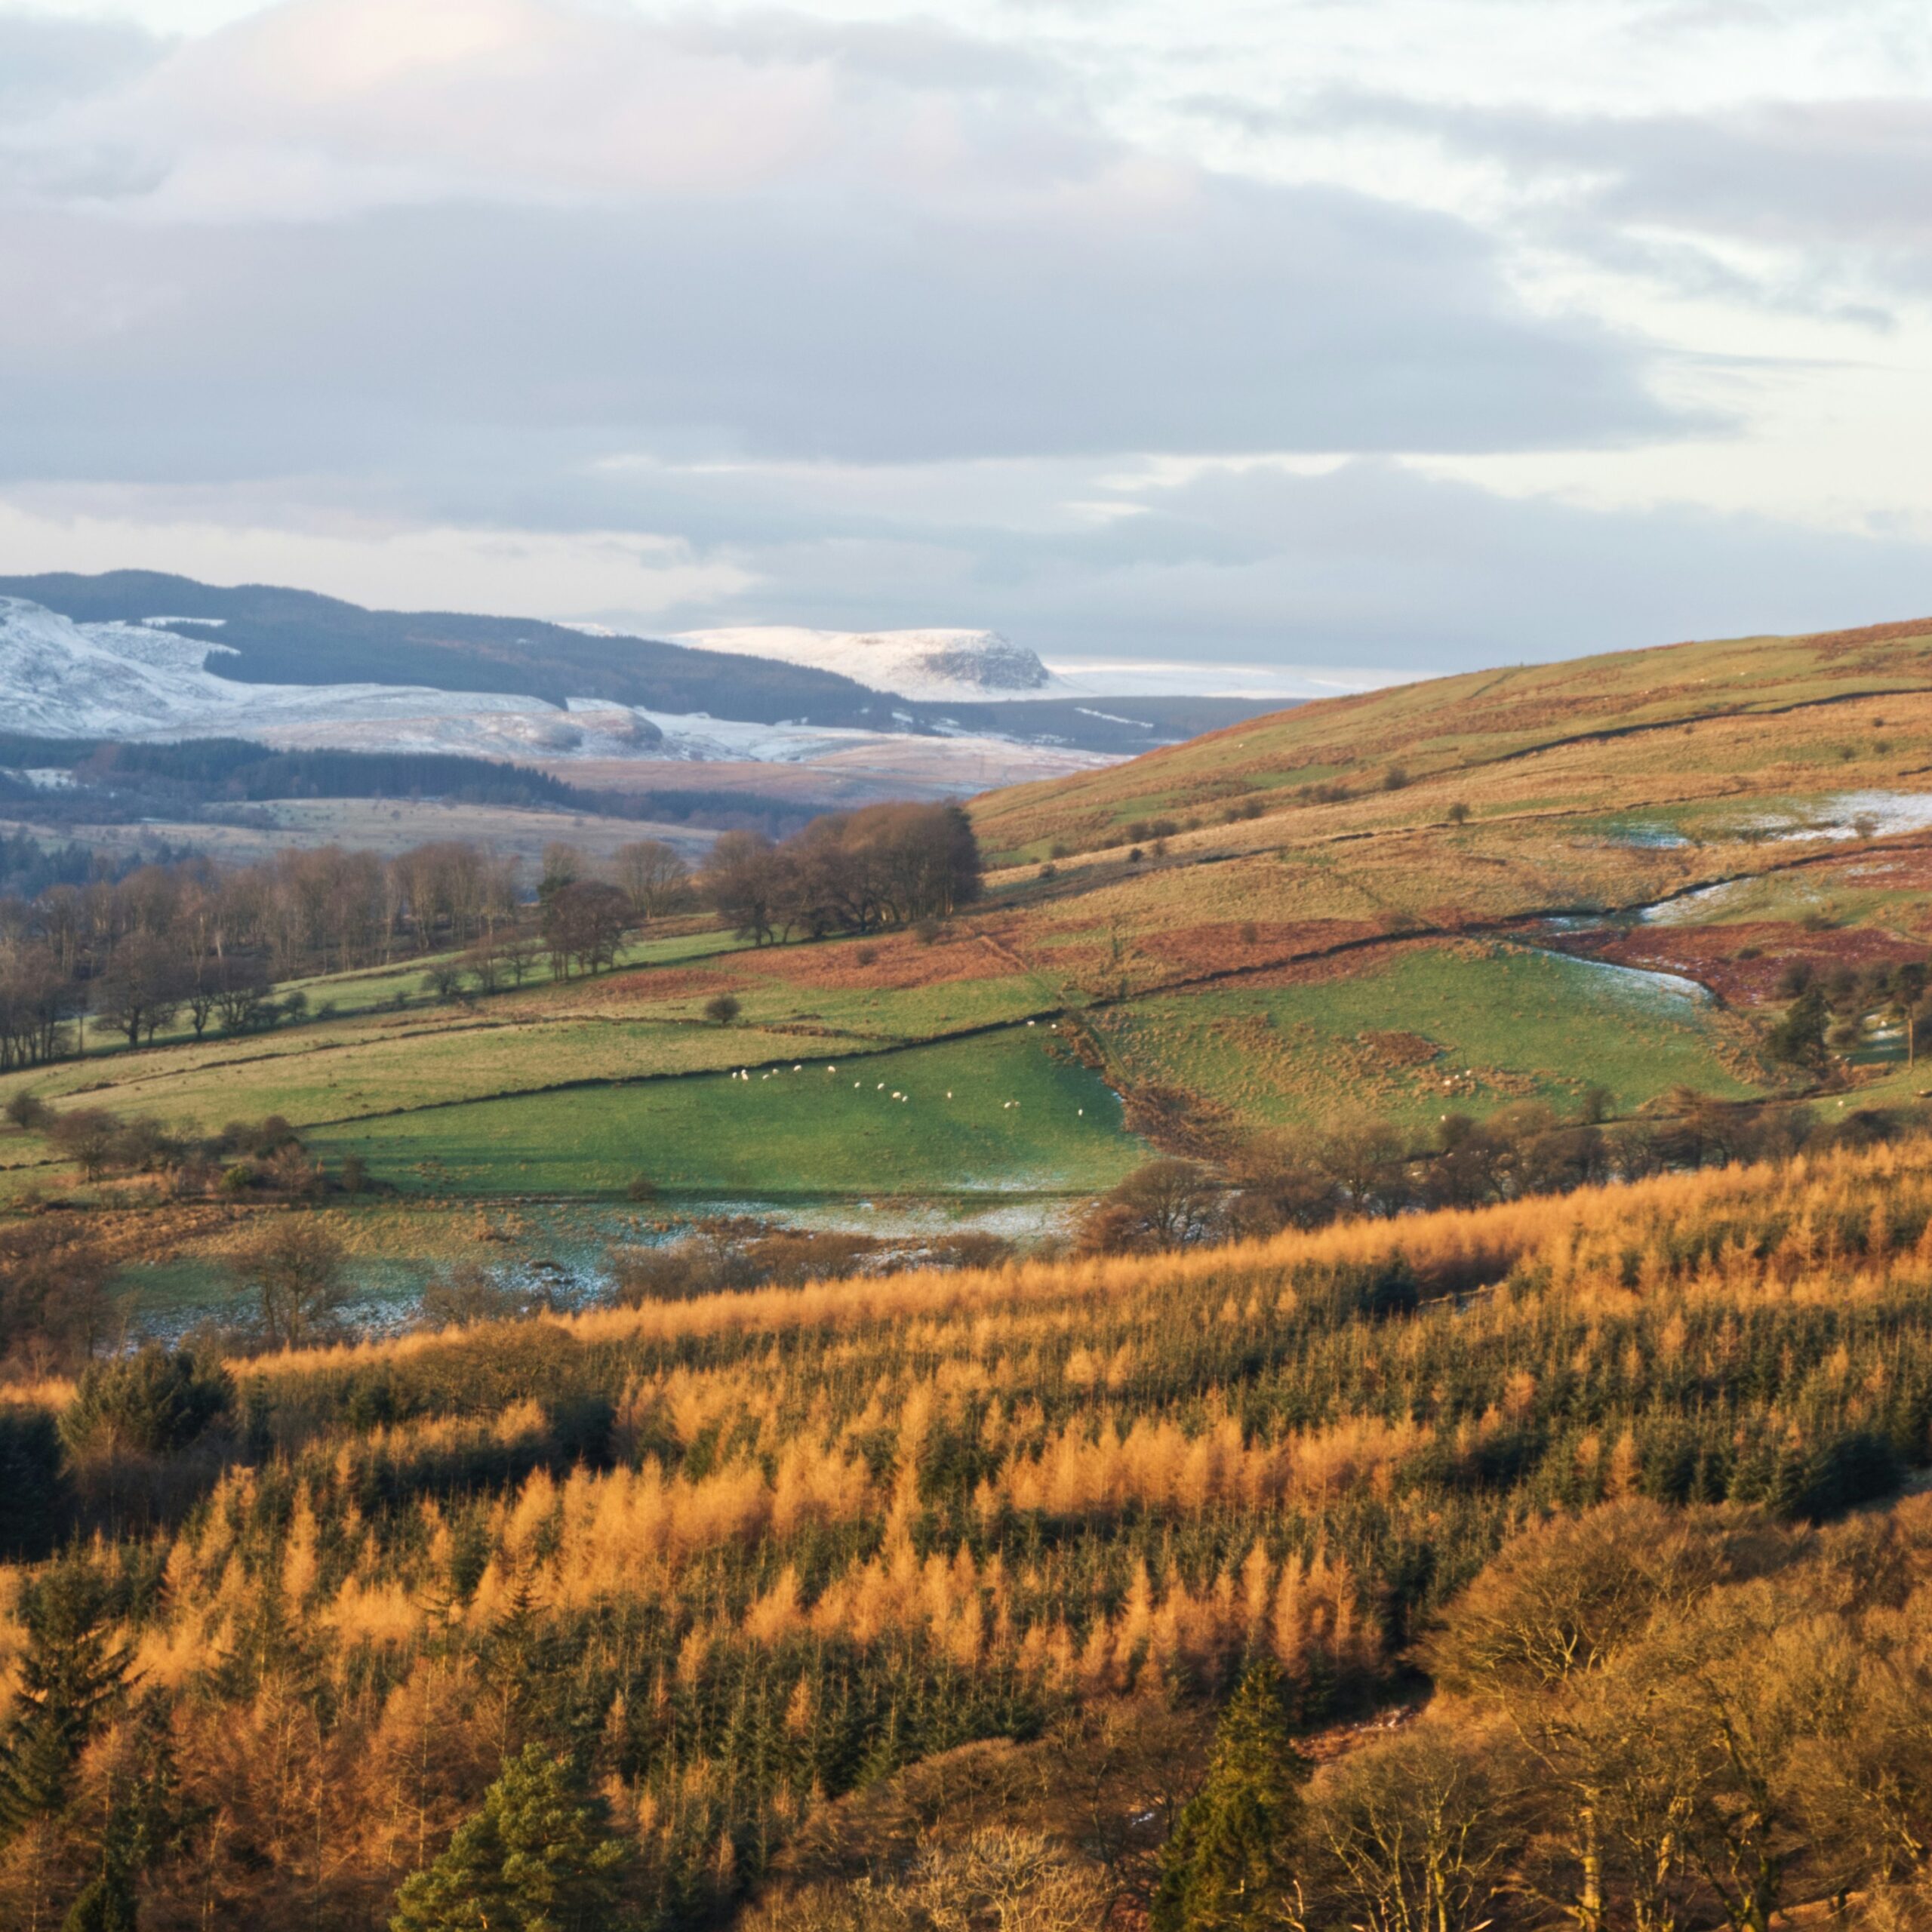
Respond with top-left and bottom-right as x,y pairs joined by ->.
0,937 -> 1059,1139
1092,941 -> 1774,1132
306,1029 -> 1144,1197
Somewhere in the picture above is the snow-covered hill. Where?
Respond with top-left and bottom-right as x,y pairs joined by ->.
0,598 -> 1113,782
0,595 -> 608,750
673,626 -> 1071,703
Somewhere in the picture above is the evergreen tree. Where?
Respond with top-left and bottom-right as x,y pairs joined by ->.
1152,1660 -> 1310,1932
0,1561 -> 131,1842
1768,985 -> 1830,1066
390,1744 -> 629,1932
60,1813 -> 139,1932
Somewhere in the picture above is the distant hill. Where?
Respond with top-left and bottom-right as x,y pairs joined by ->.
0,571 -> 1285,755
675,625 -> 1060,702
0,570 -> 888,728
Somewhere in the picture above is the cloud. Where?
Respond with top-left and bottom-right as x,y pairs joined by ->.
0,0 -> 1688,477
0,0 -> 1915,674
1307,86 -> 1932,299
0,12 -> 166,117
8,441 -> 1931,673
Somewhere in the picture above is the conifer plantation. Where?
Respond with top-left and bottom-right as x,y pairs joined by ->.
5,1139 -> 1932,1921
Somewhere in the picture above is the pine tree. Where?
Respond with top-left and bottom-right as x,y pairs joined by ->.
389,1744 -> 629,1932
1151,1659 -> 1309,1932
0,1561 -> 132,1842
60,1869 -> 137,1932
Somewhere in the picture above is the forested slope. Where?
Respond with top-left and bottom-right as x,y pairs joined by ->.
4,1135 -> 1932,1922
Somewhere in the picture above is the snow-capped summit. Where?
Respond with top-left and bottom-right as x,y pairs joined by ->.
673,626 -> 1069,703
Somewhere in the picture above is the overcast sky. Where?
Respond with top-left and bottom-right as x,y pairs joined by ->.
4,0 -> 1932,686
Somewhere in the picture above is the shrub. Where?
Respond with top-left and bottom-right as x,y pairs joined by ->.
704,993 -> 743,1026
1768,986 -> 1829,1066
60,1347 -> 232,1460
48,1109 -> 122,1182
1076,1159 -> 1221,1255
229,1219 -> 349,1350
417,1263 -> 532,1331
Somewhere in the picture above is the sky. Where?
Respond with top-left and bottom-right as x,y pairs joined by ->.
4,0 -> 1932,688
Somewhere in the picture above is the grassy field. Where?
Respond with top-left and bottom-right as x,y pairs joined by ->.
0,930 -> 1057,1143
1091,940 -> 1774,1131
1,796 -> 718,868
13,616 -> 1932,1218
304,1028 -> 1143,1196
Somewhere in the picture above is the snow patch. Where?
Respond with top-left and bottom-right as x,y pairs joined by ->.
1745,790 -> 1932,843
1638,879 -> 1749,926
675,626 -> 1065,702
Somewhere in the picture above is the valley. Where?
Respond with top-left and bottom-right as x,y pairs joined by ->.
9,605 -> 1932,1931
8,611 -> 1932,1332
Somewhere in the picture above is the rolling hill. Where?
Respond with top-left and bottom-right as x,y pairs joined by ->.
9,608 -> 1932,1929
971,614 -> 1932,857
7,606 -> 1932,1277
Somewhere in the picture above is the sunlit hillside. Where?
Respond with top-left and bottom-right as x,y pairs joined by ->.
5,1131 -> 1932,1922
971,614 -> 1932,857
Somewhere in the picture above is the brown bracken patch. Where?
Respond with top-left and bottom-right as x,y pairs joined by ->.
1540,921 -> 1929,1005
1358,1029 -> 1444,1068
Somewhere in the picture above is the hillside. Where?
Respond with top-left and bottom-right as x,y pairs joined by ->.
11,609 -> 1932,1275
7,611 -> 1932,1929
971,614 -> 1932,854
4,1135 -> 1932,1924
0,571 -> 886,727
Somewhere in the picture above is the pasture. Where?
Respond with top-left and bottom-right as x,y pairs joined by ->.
304,1027 -> 1143,1196
1091,940 -> 1774,1133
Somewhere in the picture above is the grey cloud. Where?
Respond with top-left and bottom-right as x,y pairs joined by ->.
0,177 -> 1690,481
0,0 -> 1899,681
0,14 -> 165,116
1308,87 -> 1932,276
574,460 -> 1932,669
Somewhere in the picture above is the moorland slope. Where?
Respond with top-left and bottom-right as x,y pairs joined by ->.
6,611 -> 1932,1317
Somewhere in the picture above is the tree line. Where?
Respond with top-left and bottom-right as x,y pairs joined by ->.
1077,1084 -> 1915,1255
706,803 -> 982,943
0,798 -> 980,1072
